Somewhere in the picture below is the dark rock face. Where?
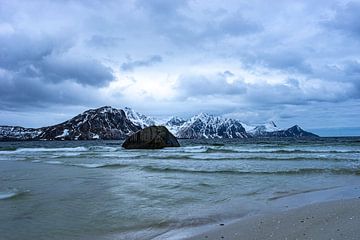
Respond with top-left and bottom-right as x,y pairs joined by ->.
122,126 -> 180,149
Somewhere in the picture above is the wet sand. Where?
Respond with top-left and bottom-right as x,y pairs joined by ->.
186,198 -> 360,240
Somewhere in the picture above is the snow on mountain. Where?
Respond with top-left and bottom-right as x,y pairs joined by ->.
263,125 -> 319,138
38,106 -> 141,140
244,121 -> 282,136
176,113 -> 250,139
124,107 -> 157,129
0,106 -> 141,141
0,126 -> 43,141
0,106 -> 319,141
163,116 -> 186,135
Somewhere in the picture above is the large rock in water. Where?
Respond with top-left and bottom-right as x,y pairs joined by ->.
122,126 -> 180,149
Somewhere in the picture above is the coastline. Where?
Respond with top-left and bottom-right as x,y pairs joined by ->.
155,184 -> 360,240
1,139 -> 359,240
185,197 -> 360,240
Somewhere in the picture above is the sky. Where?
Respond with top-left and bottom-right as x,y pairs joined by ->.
0,0 -> 360,136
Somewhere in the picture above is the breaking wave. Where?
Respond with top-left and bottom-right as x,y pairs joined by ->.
0,189 -> 29,200
147,155 -> 357,162
203,148 -> 360,154
141,166 -> 360,176
71,163 -> 129,169
0,147 -> 88,154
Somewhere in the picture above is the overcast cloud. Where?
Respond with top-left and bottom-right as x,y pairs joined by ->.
0,0 -> 359,135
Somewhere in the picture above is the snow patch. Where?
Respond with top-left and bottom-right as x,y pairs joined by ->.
55,129 -> 69,139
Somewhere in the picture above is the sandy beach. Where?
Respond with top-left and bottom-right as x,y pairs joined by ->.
186,198 -> 360,240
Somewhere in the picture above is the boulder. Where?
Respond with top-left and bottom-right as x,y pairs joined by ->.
122,126 -> 180,149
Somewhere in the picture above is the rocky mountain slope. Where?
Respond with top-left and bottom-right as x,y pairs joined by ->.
258,125 -> 319,138
124,107 -> 157,129
173,113 -> 250,139
0,126 -> 42,141
242,121 -> 281,136
164,117 -> 186,136
0,106 -> 319,140
0,106 -> 140,141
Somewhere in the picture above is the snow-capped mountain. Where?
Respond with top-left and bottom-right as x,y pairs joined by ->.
243,121 -> 282,136
0,106 -> 318,141
175,113 -> 250,139
260,125 -> 318,138
124,107 -> 157,129
0,126 -> 43,141
163,117 -> 186,136
38,106 -> 141,140
0,106 -> 141,141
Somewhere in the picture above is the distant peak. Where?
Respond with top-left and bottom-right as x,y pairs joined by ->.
195,112 -> 210,118
92,106 -> 118,112
99,105 -> 113,109
289,125 -> 301,130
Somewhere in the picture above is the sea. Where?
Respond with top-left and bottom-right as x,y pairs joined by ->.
1,138 -> 360,240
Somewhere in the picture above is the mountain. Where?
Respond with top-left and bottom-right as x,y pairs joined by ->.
243,121 -> 282,136
0,106 -> 141,141
164,117 -> 186,136
174,113 -> 250,139
0,126 -> 43,141
0,106 -> 319,141
124,107 -> 157,129
259,125 -> 319,138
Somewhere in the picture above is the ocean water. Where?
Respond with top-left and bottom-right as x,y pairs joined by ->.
0,138 -> 360,240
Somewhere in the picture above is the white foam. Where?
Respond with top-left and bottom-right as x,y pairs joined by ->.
14,147 -> 88,153
0,191 -> 17,200
89,146 -> 119,152
183,146 -> 208,153
45,160 -> 63,165
54,152 -> 82,157
72,163 -> 105,168
0,189 -> 27,200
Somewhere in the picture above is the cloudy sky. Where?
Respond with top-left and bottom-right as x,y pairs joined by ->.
0,0 -> 359,135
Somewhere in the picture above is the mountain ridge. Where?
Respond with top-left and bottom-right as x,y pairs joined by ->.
0,106 -> 319,141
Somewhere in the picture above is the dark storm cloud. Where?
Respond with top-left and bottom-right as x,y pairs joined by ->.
176,72 -> 246,98
0,0 -> 360,130
176,71 -> 355,106
0,30 -> 114,109
136,0 -> 186,17
343,60 -> 360,97
0,33 -> 114,87
121,55 -> 163,72
0,68 -> 102,110
325,1 -> 360,38
210,12 -> 263,37
87,35 -> 125,48
0,33 -> 57,70
41,54 -> 114,87
243,50 -> 313,74
136,0 -> 262,46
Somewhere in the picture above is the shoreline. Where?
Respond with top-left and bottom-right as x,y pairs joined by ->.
184,197 -> 360,240
155,184 -> 360,240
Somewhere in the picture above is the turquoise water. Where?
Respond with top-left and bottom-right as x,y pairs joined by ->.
0,138 -> 360,239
